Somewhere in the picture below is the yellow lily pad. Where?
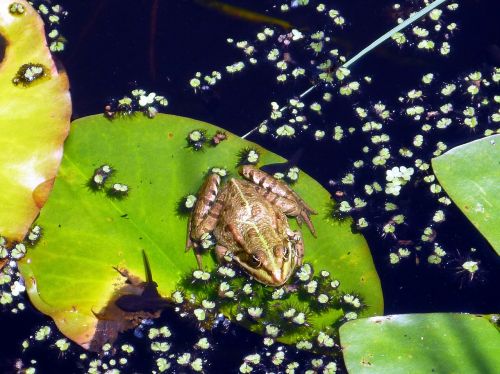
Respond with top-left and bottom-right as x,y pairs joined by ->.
0,0 -> 71,242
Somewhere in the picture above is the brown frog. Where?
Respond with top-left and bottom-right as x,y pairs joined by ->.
186,165 -> 316,286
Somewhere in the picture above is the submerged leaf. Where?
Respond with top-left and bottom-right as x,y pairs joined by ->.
19,114 -> 382,349
432,135 -> 499,254
0,0 -> 71,242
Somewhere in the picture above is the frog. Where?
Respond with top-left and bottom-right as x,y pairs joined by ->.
186,165 -> 316,286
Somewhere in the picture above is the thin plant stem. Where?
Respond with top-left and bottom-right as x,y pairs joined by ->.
241,0 -> 449,139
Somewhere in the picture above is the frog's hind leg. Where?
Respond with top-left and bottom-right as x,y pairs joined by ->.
241,166 -> 317,236
240,165 -> 316,213
260,186 -> 316,237
187,174 -> 222,245
187,174 -> 228,268
240,165 -> 317,236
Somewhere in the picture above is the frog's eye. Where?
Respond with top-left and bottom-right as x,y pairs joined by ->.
274,246 -> 288,259
251,250 -> 266,268
251,255 -> 262,268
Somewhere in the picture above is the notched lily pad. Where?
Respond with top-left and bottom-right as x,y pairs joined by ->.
19,114 -> 382,350
0,0 -> 71,242
432,135 -> 500,254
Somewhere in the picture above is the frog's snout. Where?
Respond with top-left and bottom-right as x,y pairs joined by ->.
271,269 -> 284,284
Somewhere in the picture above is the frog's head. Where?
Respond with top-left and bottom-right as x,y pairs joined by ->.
234,240 -> 297,286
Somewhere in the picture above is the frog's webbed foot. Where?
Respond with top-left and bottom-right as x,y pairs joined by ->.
240,165 -> 317,237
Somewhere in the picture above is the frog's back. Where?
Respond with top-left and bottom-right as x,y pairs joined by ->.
228,179 -> 271,205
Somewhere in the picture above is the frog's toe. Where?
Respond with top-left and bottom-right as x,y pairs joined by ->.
185,237 -> 194,251
297,212 -> 316,237
299,199 -> 317,216
194,249 -> 204,270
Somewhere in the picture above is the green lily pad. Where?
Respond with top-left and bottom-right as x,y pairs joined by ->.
0,0 -> 71,242
18,114 -> 382,349
340,313 -> 500,374
432,135 -> 500,254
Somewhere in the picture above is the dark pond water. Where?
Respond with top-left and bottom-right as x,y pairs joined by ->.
1,0 -> 499,373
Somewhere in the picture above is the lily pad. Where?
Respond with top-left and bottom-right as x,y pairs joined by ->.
340,313 -> 500,374
432,135 -> 500,254
0,0 -> 71,242
19,114 -> 382,349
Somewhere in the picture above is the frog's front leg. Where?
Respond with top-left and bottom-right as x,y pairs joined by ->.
288,229 -> 304,267
187,174 -> 226,267
240,165 -> 317,236
215,244 -> 230,263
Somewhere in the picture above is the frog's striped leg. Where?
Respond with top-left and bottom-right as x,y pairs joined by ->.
186,174 -> 225,267
239,165 -> 316,214
240,165 -> 317,237
255,183 -> 316,237
188,174 -> 222,242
